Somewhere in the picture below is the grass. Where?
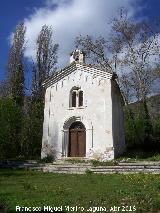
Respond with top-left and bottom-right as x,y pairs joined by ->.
0,169 -> 160,212
117,151 -> 160,162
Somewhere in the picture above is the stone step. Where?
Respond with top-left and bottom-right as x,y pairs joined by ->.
51,164 -> 91,167
91,165 -> 160,169
36,169 -> 160,174
48,161 -> 160,166
91,168 -> 160,172
33,164 -> 160,174
42,169 -> 84,174
39,163 -> 160,169
118,162 -> 160,166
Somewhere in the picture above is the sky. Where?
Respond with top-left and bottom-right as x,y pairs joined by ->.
0,0 -> 160,80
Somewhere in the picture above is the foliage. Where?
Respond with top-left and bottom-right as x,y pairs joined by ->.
8,23 -> 26,107
153,117 -> 160,142
23,25 -> 59,160
0,98 -> 22,159
76,10 -> 160,104
75,9 -> 160,153
0,23 -> 26,160
0,23 -> 58,160
0,197 -> 7,213
9,64 -> 25,107
124,96 -> 160,151
0,169 -> 160,212
91,160 -> 118,166
32,25 -> 58,100
117,151 -> 160,162
0,96 -> 44,160
111,9 -> 159,102
22,100 -> 44,158
85,169 -> 93,175
38,155 -> 55,163
0,80 -> 9,98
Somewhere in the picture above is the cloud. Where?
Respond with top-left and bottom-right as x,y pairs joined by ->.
24,0 -> 137,69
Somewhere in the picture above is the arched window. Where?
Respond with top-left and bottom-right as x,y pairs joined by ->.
69,87 -> 84,108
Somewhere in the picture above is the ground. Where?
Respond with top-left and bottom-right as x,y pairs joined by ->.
0,169 -> 160,212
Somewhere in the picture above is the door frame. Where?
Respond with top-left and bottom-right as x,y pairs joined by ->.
68,121 -> 86,157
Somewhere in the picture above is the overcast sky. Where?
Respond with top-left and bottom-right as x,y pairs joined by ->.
0,0 -> 160,80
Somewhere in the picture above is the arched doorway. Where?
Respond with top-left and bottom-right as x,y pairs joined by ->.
68,121 -> 86,157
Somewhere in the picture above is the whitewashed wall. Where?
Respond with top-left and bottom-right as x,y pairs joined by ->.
41,65 -> 125,161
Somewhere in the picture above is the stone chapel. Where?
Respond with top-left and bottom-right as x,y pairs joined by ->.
41,49 -> 125,161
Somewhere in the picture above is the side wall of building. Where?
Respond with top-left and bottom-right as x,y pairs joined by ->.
111,80 -> 126,157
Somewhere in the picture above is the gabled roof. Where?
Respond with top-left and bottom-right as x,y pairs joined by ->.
43,61 -> 113,88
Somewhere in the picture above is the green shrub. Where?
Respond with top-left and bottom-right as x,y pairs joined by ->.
39,155 -> 55,163
91,160 -> 118,166
85,169 -> 93,175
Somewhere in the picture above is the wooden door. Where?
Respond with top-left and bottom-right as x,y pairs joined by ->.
77,130 -> 86,157
68,124 -> 86,157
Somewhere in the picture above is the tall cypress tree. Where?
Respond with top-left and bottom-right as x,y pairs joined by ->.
32,25 -> 58,101
8,23 -> 26,108
29,25 -> 58,157
7,23 -> 26,156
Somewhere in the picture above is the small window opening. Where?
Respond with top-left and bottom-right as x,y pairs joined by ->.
72,91 -> 76,107
79,91 -> 83,107
75,56 -> 79,61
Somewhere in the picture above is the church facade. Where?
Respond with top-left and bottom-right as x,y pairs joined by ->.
41,50 -> 125,161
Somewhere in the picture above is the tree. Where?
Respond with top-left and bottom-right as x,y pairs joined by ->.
76,9 -> 160,103
111,9 -> 159,103
3,23 -> 26,157
32,25 -> 58,100
0,24 -> 59,159
75,9 -> 160,148
111,9 -> 160,145
25,25 -> 59,158
8,23 -> 26,108
0,80 -> 9,98
76,35 -> 113,70
0,98 -> 22,159
21,100 -> 44,158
